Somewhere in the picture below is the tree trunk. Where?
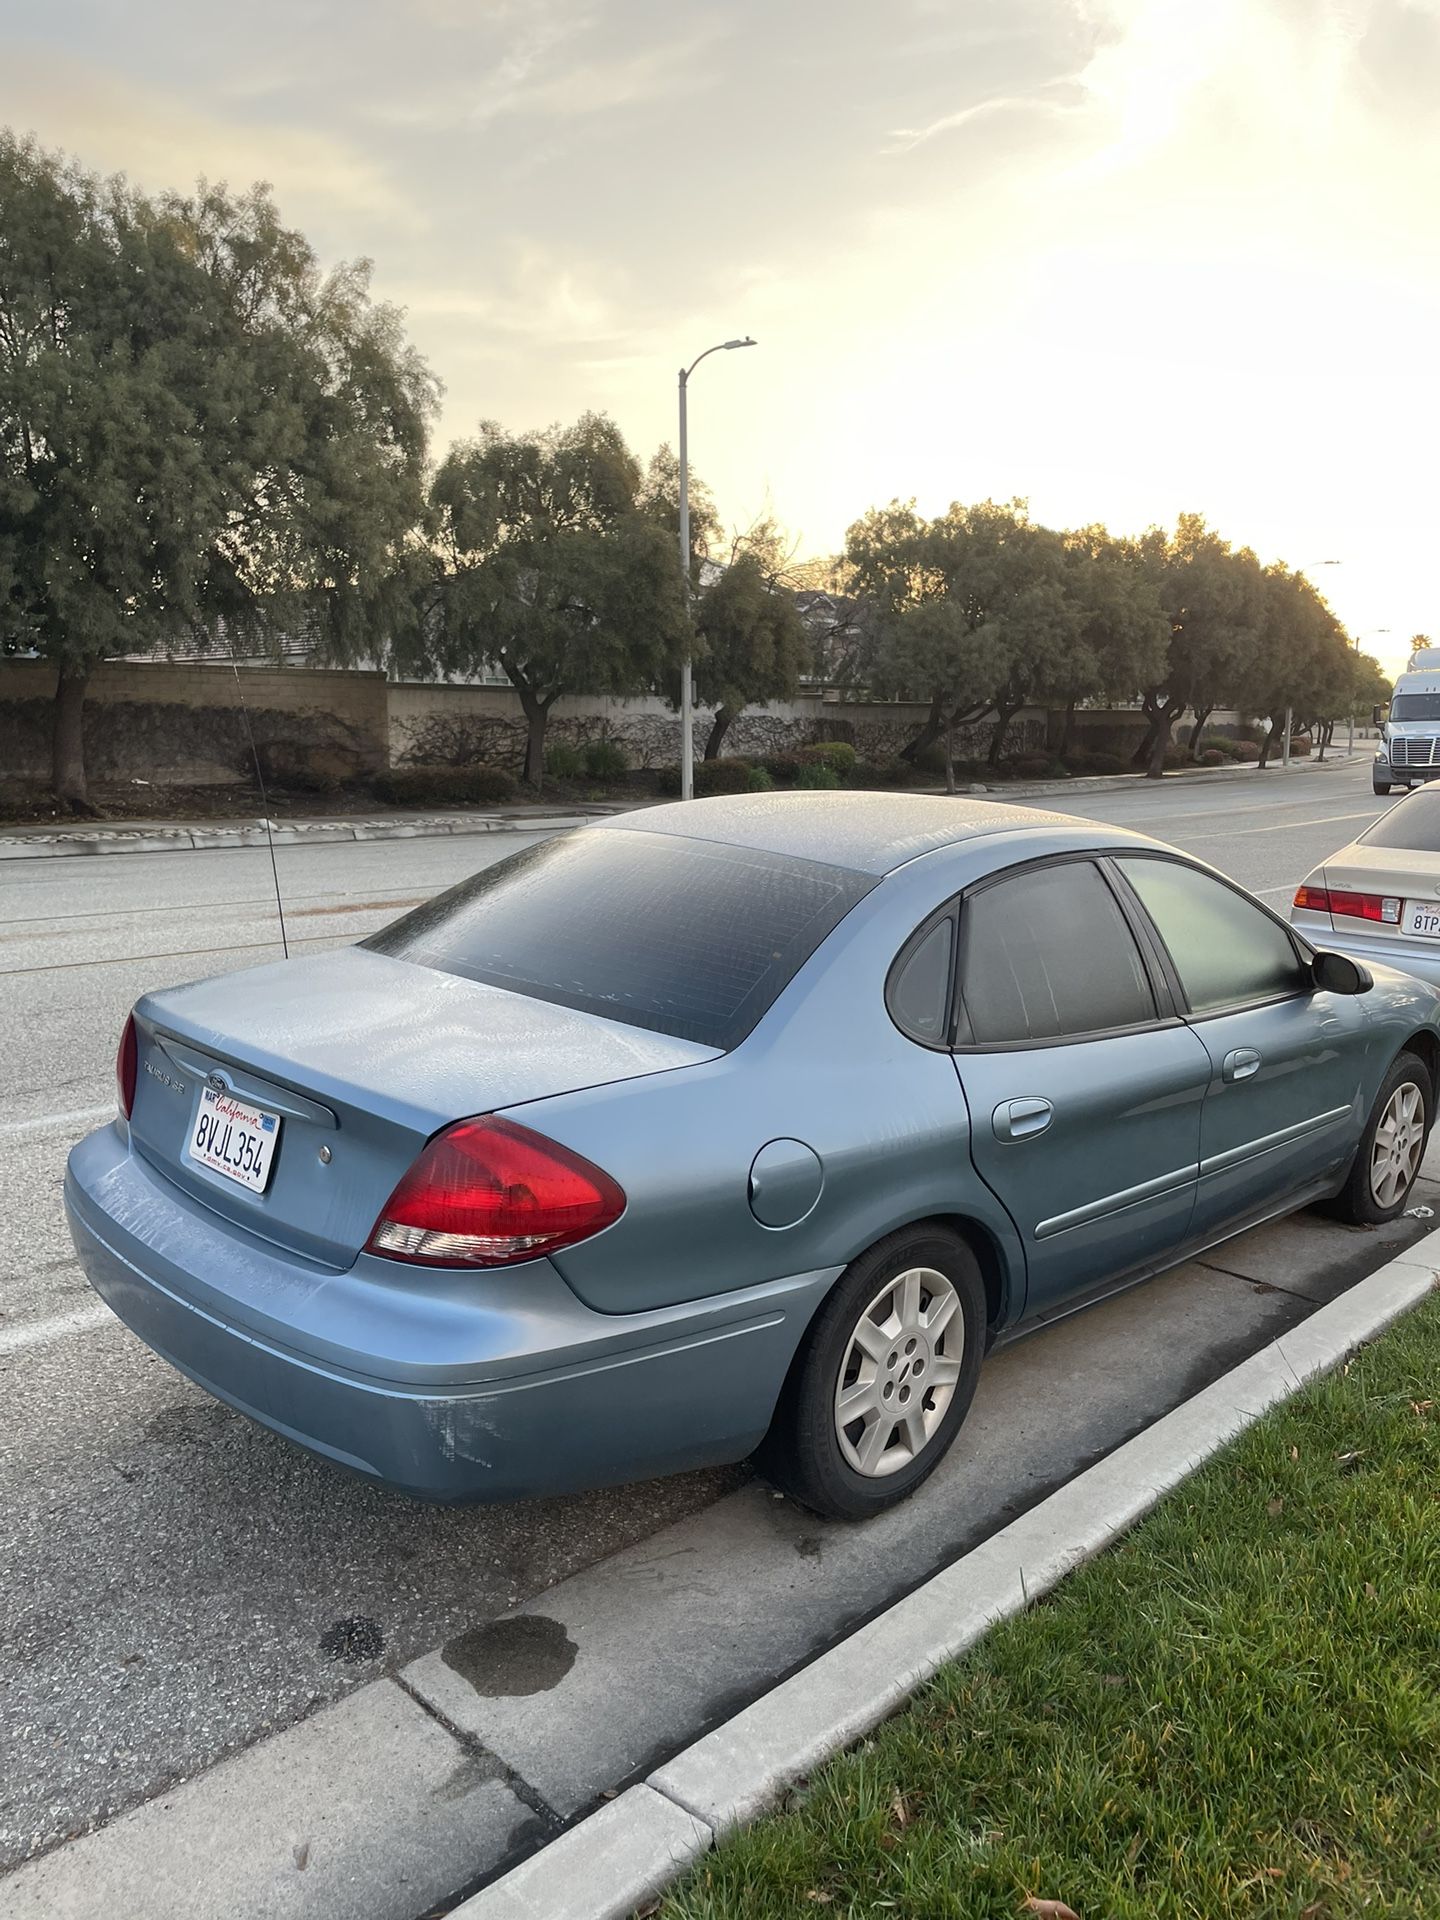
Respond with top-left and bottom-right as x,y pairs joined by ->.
1257,716 -> 1280,769
704,705 -> 735,761
517,688 -> 551,788
988,704 -> 1019,768
944,719 -> 956,794
1144,701 -> 1180,780
1134,692 -> 1170,773
1188,706 -> 1213,758
51,662 -> 98,815
899,689 -> 946,765
1058,699 -> 1078,760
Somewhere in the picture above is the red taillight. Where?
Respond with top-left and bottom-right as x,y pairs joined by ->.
116,1014 -> 138,1120
1292,884 -> 1400,924
365,1116 -> 626,1267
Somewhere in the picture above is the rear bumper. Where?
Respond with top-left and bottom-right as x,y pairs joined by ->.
65,1125 -> 836,1501
1291,910 -> 1440,990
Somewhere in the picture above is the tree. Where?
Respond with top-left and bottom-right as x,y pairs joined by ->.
0,135 -> 436,811
1134,517 -> 1265,779
416,415 -> 687,785
1236,567 -> 1352,768
1055,529 -> 1171,757
691,520 -> 811,758
844,500 -> 1032,769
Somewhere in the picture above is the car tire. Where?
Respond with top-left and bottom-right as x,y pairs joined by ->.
1373,779 -> 1392,795
1327,1049 -> 1432,1226
758,1226 -> 987,1520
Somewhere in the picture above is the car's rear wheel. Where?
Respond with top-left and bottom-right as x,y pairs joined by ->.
1328,1049 -> 1432,1225
758,1226 -> 986,1519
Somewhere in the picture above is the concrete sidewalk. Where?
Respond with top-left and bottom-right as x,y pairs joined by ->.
0,754 -> 1368,861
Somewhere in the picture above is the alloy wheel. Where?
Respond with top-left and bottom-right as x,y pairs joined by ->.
1370,1081 -> 1425,1209
833,1266 -> 963,1478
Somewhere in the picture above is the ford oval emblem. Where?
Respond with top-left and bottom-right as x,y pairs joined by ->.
207,1071 -> 227,1092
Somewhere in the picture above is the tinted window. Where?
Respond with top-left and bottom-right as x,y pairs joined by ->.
1359,791 -> 1440,852
1120,858 -> 1307,1013
889,917 -> 955,1043
957,862 -> 1155,1045
1389,693 -> 1440,721
363,829 -> 873,1050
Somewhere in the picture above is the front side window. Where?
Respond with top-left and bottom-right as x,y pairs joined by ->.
1119,858 -> 1308,1014
957,862 -> 1156,1045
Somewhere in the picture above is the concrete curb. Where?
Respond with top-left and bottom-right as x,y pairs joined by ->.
0,811 -> 602,860
0,755 -> 1369,859
457,1239 -> 1437,1918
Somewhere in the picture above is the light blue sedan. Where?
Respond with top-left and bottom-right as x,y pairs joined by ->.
66,794 -> 1438,1519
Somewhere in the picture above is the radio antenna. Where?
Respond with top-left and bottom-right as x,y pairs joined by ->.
231,660 -> 290,959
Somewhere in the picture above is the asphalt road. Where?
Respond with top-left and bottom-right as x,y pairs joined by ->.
0,759 -> 1410,1870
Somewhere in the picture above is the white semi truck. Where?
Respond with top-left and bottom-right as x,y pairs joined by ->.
1373,648 -> 1440,795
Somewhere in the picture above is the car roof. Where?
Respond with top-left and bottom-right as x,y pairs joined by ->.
594,790 -> 1127,876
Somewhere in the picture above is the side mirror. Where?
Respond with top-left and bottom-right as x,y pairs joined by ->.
1372,705 -> 1383,726
1312,950 -> 1373,995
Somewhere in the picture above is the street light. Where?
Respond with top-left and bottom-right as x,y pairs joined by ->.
678,336 -> 756,801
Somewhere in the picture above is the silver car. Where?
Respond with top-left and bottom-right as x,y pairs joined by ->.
1292,785 -> 1440,989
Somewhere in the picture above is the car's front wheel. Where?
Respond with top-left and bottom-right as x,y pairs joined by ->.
1328,1049 -> 1432,1225
1373,778 -> 1392,795
758,1226 -> 986,1519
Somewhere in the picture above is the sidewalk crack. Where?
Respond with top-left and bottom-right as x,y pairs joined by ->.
392,1671 -> 565,1836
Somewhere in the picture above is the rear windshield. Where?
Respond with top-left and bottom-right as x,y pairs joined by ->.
1389,693 -> 1440,721
363,828 -> 874,1049
1359,792 -> 1440,853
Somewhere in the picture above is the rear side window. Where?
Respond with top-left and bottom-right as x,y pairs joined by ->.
957,862 -> 1155,1045
1359,791 -> 1440,852
363,829 -> 873,1050
1118,857 -> 1307,1013
888,916 -> 955,1044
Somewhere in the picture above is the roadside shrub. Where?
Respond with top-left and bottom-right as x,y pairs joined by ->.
796,761 -> 840,790
1062,748 -> 1130,777
1233,739 -> 1263,761
872,757 -> 915,787
1197,735 -> 1242,760
543,741 -> 585,779
582,738 -> 629,781
800,740 -> 857,774
1008,754 -> 1056,779
656,758 -> 754,797
1290,734 -> 1313,757
761,752 -> 801,784
1162,744 -> 1193,770
1199,747 -> 1227,767
374,764 -> 515,807
745,765 -> 775,792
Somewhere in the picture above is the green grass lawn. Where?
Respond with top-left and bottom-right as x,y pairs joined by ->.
659,1292 -> 1440,1920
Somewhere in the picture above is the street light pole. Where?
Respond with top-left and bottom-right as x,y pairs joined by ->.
678,337 -> 756,801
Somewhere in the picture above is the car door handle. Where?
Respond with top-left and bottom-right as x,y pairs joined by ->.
1222,1048 -> 1262,1083
992,1097 -> 1053,1142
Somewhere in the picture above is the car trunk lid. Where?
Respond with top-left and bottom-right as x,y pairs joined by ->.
126,946 -> 718,1267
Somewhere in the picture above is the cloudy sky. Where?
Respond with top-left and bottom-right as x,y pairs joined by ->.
3,0 -> 1437,672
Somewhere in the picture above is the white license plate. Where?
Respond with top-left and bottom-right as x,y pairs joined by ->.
1403,900 -> 1440,940
187,1086 -> 280,1192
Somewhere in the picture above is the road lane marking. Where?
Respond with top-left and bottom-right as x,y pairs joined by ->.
1180,807 -> 1379,843
0,1104 -> 113,1143
0,1301 -> 111,1355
